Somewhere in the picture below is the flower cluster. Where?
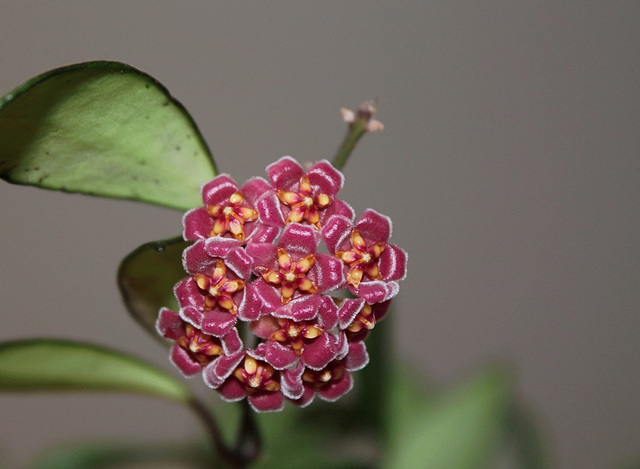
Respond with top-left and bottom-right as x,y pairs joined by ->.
157,157 -> 407,412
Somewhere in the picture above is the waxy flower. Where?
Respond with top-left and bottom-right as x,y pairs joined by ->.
247,223 -> 344,321
183,174 -> 279,244
257,157 -> 354,229
322,209 -> 407,303
175,238 -> 261,337
293,341 -> 369,407
251,296 -> 345,370
156,308 -> 242,377
158,156 -> 406,412
336,297 -> 392,342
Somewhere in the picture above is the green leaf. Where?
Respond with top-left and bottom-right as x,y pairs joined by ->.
507,402 -> 550,469
385,365 -> 513,469
27,440 -> 216,469
0,339 -> 190,402
0,61 -> 216,210
117,236 -> 189,341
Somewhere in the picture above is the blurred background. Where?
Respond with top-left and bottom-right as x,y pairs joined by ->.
1,2 -> 638,468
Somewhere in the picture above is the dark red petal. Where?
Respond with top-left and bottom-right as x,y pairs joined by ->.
201,310 -> 237,337
307,160 -> 344,197
170,344 -> 202,377
182,208 -> 213,241
355,209 -> 392,244
379,244 -> 408,282
320,215 -> 353,254
248,391 -> 285,413
267,156 -> 305,191
201,175 -> 239,206
317,372 -> 353,402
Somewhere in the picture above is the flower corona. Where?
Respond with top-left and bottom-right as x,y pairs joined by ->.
157,157 -> 407,412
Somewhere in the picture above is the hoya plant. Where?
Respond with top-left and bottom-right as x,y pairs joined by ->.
0,62 -> 545,469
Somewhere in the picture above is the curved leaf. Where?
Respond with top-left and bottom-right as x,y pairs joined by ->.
27,441 -> 215,469
118,236 -> 189,341
385,365 -> 513,469
0,339 -> 190,402
0,61 -> 216,210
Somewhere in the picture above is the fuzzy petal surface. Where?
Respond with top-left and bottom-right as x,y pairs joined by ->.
248,392 -> 284,413
379,244 -> 408,282
279,223 -> 319,255
201,174 -> 238,206
321,215 -> 353,254
356,209 -> 392,244
307,160 -> 344,197
350,280 -> 400,304
267,156 -> 305,191
201,310 -> 237,337
318,372 -> 353,402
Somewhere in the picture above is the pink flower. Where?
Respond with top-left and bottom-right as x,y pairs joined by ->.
246,223 -> 344,321
257,157 -> 354,229
291,341 -> 369,407
183,174 -> 279,244
203,351 -> 306,413
175,238 -> 262,337
156,308 -> 242,377
336,297 -> 392,342
250,296 -> 345,370
322,209 -> 407,303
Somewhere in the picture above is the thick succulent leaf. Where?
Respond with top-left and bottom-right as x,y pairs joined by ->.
385,365 -> 513,469
117,236 -> 189,341
0,61 -> 216,210
0,339 -> 190,402
26,441 -> 216,469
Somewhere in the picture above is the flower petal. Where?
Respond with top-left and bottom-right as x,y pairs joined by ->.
179,305 -> 204,328
281,361 -> 305,400
252,278 -> 283,313
267,156 -> 304,191
302,333 -> 339,370
201,174 -> 238,206
313,253 -> 345,292
183,240 -> 217,274
175,278 -> 204,309
223,246 -> 254,280
182,207 -> 212,241
265,341 -> 299,370
356,209 -> 392,244
255,191 -> 285,227
321,215 -> 353,254
246,243 -> 278,272
215,378 -> 246,402
248,392 -> 285,413
279,223 -> 319,255
201,310 -> 237,337
241,177 -> 273,205
156,308 -> 184,340
246,224 -> 280,244
344,341 -> 369,371
350,280 -> 400,303
379,244 -> 408,282
320,199 -> 355,226
317,296 -> 339,330
203,237 -> 242,259
170,344 -> 202,377
317,372 -> 353,402
337,298 -> 367,329
307,160 -> 344,196
203,352 -> 244,388
220,328 -> 243,355
291,386 -> 316,407
237,283 -> 262,321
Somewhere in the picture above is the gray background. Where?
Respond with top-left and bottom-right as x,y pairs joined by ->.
1,2 -> 639,468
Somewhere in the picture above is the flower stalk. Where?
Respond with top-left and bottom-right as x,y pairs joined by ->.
332,101 -> 384,171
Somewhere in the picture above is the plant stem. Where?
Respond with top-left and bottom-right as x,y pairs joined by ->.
331,101 -> 383,171
234,399 -> 262,465
332,119 -> 369,171
188,396 -> 241,469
